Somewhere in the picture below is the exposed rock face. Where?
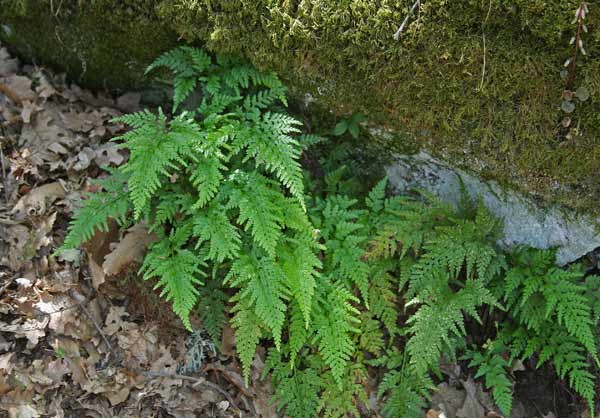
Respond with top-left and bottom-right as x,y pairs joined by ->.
386,152 -> 600,265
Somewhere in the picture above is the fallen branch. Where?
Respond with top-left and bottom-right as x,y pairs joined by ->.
142,370 -> 238,408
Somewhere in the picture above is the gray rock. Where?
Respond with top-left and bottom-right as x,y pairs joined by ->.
385,152 -> 600,265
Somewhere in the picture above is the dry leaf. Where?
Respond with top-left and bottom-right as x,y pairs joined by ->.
0,317 -> 48,348
0,47 -> 18,76
103,223 -> 157,276
1,74 -> 36,103
456,378 -> 484,418
11,182 -> 66,220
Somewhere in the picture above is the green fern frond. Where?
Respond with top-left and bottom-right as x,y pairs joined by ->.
196,279 -> 228,345
406,280 -> 499,375
279,237 -> 321,326
226,253 -> 287,351
464,343 -> 513,416
230,292 -> 264,383
314,285 -> 361,387
377,352 -> 434,418
240,111 -> 305,205
365,177 -> 387,213
192,202 -> 241,263
189,154 -> 226,209
141,235 -> 206,330
60,170 -> 131,251
288,301 -> 309,364
227,172 -> 286,256
266,352 -> 322,418
114,110 -> 194,218
146,46 -> 212,110
369,263 -> 399,336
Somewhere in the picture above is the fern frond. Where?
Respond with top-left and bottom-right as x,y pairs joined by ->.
192,202 -> 241,263
227,172 -> 285,256
114,110 -> 194,218
365,177 -> 387,213
60,171 -> 131,251
146,46 -> 212,110
141,235 -> 205,330
226,253 -> 287,351
377,355 -> 434,418
369,262 -> 399,336
279,236 -> 321,326
196,279 -> 228,345
464,344 -> 513,416
189,155 -> 226,209
406,280 -> 499,375
289,300 -> 309,364
230,292 -> 264,383
239,111 -> 305,205
267,354 -> 322,418
314,285 -> 361,387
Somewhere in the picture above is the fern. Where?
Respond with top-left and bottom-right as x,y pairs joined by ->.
226,253 -> 287,352
406,279 -> 499,375
376,351 -> 434,418
140,228 -> 206,330
230,293 -> 264,381
463,342 -> 514,416
313,284 -> 361,387
504,247 -> 598,364
59,169 -> 130,251
192,202 -> 241,263
195,279 -> 228,345
61,46 -> 600,418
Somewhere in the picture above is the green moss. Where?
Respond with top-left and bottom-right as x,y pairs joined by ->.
2,0 -> 600,213
0,0 -> 177,89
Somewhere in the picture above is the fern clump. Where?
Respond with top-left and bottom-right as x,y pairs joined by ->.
60,46 -> 325,382
60,46 -> 600,418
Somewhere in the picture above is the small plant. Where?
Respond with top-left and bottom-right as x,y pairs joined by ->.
560,1 -> 590,129
332,113 -> 366,139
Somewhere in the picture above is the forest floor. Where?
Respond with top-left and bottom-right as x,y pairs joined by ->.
0,44 -> 573,418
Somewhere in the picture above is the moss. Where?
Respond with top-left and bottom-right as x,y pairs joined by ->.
0,0 -> 177,89
2,0 -> 600,213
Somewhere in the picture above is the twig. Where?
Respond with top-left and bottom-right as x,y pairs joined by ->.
68,288 -> 115,356
393,0 -> 421,41
142,370 -> 238,407
477,0 -> 493,92
0,277 -> 13,297
0,141 -> 9,204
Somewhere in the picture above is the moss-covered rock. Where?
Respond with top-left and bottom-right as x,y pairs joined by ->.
0,0 -> 177,89
1,0 -> 599,212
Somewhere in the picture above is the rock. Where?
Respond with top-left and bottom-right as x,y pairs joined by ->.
386,152 -> 600,265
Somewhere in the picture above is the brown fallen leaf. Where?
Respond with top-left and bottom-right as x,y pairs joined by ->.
11,182 -> 66,221
20,100 -> 42,124
0,317 -> 48,349
0,47 -> 19,76
456,378 -> 484,418
0,74 -> 36,104
102,223 -> 158,277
